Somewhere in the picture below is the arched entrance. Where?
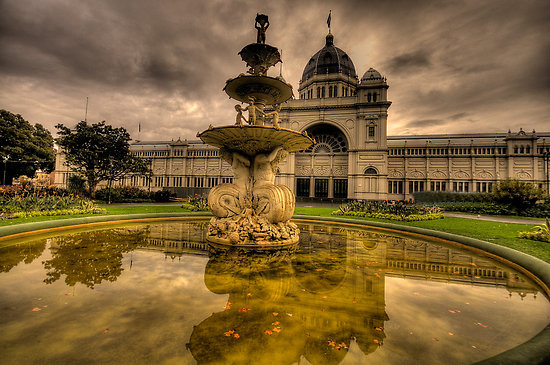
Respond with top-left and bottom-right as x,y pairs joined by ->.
295,124 -> 349,199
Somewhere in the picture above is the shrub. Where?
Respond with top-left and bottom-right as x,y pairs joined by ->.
153,189 -> 172,202
94,186 -> 153,203
433,202 -> 515,215
518,218 -> 550,243
413,191 -> 492,203
181,196 -> 209,211
492,179 -> 545,211
67,175 -> 88,197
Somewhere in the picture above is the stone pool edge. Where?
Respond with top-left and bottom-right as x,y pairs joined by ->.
0,212 -> 212,242
0,212 -> 548,365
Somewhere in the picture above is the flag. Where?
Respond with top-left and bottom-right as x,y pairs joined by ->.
327,10 -> 331,29
138,123 -> 141,133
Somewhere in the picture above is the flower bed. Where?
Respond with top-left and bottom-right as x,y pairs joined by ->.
181,196 -> 209,211
518,218 -> 550,243
332,200 -> 443,221
0,184 -> 104,219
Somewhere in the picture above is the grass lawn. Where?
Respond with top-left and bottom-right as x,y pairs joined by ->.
1,204 -> 548,263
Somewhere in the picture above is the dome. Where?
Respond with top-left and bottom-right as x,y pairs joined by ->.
301,33 -> 357,82
361,68 -> 383,84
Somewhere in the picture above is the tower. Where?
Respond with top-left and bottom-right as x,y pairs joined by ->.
277,31 -> 391,200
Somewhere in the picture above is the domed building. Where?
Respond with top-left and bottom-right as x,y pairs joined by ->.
275,32 -> 392,200
54,31 -> 550,200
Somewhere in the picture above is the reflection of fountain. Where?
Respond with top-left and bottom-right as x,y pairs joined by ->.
187,231 -> 389,364
197,14 -> 313,249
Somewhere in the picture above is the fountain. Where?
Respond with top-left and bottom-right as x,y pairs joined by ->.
198,14 -> 313,250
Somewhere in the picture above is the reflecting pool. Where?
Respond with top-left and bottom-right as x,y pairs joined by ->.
0,219 -> 549,364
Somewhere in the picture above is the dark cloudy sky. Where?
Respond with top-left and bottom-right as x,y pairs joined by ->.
1,0 -> 549,141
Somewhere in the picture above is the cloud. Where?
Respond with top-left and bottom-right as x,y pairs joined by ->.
404,119 -> 442,128
448,112 -> 469,121
1,0 -> 549,139
385,50 -> 431,74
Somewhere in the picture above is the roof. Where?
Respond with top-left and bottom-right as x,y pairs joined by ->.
301,33 -> 357,83
387,132 -> 550,146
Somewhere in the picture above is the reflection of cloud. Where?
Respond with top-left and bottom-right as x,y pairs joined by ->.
378,277 -> 549,364
1,250 -> 225,363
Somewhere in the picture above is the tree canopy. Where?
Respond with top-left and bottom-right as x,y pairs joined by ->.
0,110 -> 55,184
56,121 -> 151,197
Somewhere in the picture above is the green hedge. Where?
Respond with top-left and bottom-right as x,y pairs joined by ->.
413,191 -> 492,203
94,187 -> 172,203
434,201 -> 550,217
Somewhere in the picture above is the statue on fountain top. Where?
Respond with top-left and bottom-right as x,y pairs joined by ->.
255,14 -> 269,44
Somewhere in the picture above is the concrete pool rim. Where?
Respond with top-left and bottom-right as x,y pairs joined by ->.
0,212 -> 548,365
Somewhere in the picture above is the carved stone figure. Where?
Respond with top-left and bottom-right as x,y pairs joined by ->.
255,14 -> 269,44
235,105 -> 248,126
219,148 -> 251,195
265,104 -> 281,129
253,146 -> 287,186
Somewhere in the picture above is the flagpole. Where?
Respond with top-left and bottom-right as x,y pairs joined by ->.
327,10 -> 332,33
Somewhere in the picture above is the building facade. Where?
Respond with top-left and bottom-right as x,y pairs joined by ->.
54,32 -> 550,199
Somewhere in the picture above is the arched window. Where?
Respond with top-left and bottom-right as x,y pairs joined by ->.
514,146 -> 518,154
317,87 -> 320,98
328,86 -> 333,98
321,87 -> 326,98
520,145 -> 524,154
304,124 -> 348,153
373,92 -> 377,102
367,93 -> 371,102
364,167 -> 378,175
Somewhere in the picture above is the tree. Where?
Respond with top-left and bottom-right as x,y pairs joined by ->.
0,109 -> 55,184
56,121 -> 151,197
491,179 -> 545,212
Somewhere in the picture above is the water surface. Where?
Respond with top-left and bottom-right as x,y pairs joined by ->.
0,220 -> 548,364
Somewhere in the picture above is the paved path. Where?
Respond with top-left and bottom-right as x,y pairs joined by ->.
443,212 -> 544,225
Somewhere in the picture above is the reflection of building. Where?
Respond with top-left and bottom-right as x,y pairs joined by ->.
138,222 -> 540,299
183,223 -> 540,364
137,221 -> 209,259
53,31 -> 550,200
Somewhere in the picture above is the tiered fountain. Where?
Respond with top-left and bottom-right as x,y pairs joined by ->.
198,14 -> 313,250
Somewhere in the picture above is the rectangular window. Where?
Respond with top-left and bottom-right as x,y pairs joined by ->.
333,179 -> 348,198
314,179 -> 329,198
388,181 -> 403,194
368,126 -> 375,138
297,178 -> 310,197
408,180 -> 425,193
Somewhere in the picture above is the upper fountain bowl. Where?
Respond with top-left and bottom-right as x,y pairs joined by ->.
198,126 -> 313,157
224,75 -> 293,105
238,43 -> 281,76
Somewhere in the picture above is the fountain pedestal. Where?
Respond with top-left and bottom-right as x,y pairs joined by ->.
197,14 -> 313,249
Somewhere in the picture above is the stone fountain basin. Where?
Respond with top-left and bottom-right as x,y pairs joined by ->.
224,75 -> 293,104
198,125 -> 314,156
